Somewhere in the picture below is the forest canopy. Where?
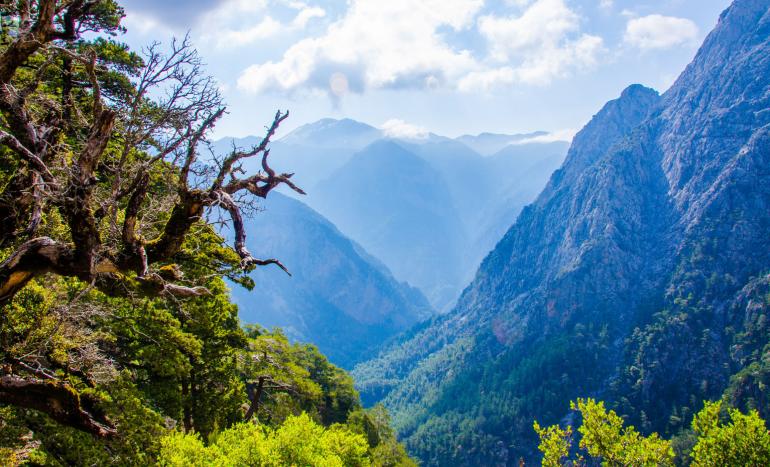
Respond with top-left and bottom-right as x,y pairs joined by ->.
0,1 -> 413,465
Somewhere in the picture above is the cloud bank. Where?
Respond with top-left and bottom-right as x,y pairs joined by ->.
237,0 -> 605,96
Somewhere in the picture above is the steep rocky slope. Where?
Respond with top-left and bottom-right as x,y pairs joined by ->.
353,1 -> 770,464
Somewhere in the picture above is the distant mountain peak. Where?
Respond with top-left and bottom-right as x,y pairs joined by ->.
620,83 -> 659,99
279,117 -> 381,149
555,83 -> 659,181
461,131 -> 547,140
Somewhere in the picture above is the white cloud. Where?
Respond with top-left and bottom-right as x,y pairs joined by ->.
466,0 -> 605,90
237,0 -> 483,95
291,6 -> 326,28
203,0 -> 326,49
122,10 -> 173,37
458,67 -> 516,91
624,14 -> 698,50
505,0 -> 534,6
381,119 -> 430,140
236,0 -> 604,96
512,128 -> 577,144
479,0 -> 581,61
599,0 -> 613,10
215,17 -> 282,47
206,0 -> 269,25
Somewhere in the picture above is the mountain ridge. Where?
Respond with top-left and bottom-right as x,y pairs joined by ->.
230,192 -> 433,369
353,1 -> 770,464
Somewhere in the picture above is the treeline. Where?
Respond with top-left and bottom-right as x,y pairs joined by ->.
358,296 -> 770,465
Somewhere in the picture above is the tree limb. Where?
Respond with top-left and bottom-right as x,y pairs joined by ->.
0,374 -> 116,438
0,237 -> 73,305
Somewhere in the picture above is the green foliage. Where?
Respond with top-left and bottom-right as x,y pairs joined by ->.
534,399 -> 770,467
357,323 -> 611,464
347,405 -> 418,467
690,401 -> 770,466
533,421 -> 571,467
158,413 -> 370,467
0,273 -> 412,464
4,375 -> 167,466
241,326 -> 359,427
574,398 -> 674,466
0,2 -> 414,466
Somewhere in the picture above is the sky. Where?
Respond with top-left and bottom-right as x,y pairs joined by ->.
119,0 -> 732,140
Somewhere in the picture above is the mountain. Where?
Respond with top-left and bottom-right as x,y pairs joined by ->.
313,140 -> 469,311
279,117 -> 382,149
212,118 -> 382,193
353,1 -> 770,464
229,193 -> 433,369
455,131 -> 549,156
400,139 -> 568,287
470,142 -> 569,271
218,119 -> 566,330
312,137 -> 566,312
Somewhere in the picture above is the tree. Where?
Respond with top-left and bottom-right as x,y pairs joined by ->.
533,398 -> 674,466
158,413 -> 371,467
690,400 -> 770,466
574,398 -> 674,466
534,399 -> 770,466
0,0 -> 303,437
239,326 -> 320,424
237,327 -> 361,428
533,421 -> 571,467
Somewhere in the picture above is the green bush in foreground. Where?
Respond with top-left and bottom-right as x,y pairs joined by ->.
159,413 -> 370,467
690,401 -> 770,466
535,398 -> 770,466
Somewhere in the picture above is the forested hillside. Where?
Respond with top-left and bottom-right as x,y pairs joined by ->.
0,2 -> 412,465
354,0 -> 770,464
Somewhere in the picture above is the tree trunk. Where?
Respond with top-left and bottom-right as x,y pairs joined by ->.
244,376 -> 266,422
181,378 -> 193,433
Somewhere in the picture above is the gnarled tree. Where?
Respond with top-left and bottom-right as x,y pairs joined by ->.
0,0 -> 302,437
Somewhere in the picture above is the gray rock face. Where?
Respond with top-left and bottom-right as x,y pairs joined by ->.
353,1 -> 770,464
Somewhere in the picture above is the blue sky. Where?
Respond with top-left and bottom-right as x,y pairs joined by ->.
119,0 -> 731,140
